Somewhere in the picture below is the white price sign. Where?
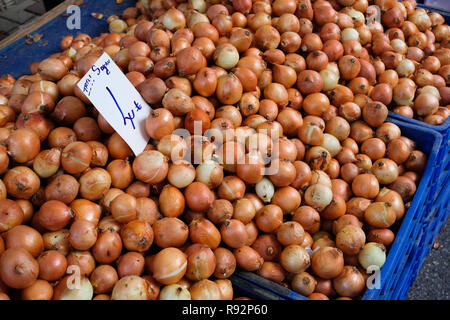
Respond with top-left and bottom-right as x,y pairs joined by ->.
77,52 -> 150,156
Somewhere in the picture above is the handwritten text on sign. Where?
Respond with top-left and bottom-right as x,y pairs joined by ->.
77,52 -> 150,156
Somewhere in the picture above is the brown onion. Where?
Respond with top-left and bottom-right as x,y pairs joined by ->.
280,244 -> 310,274
311,247 -> 344,279
153,218 -> 188,248
0,248 -> 38,289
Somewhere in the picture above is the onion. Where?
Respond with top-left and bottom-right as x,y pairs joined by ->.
221,219 -> 248,248
333,266 -> 365,297
159,185 -> 185,218
185,244 -> 216,281
336,225 -> 366,255
214,247 -> 236,279
232,198 -> 256,224
358,242 -> 386,270
372,158 -> 399,185
233,245 -> 264,272
133,151 -> 168,184
6,129 -> 40,164
90,265 -> 118,294
304,184 -> 333,211
121,220 -> 154,252
190,218 -> 221,249
339,55 -> 361,80
195,159 -> 224,189
53,276 -> 94,300
38,58 -> 68,81
21,279 -> 53,300
214,43 -> 240,70
257,261 -> 286,283
42,230 -> 70,256
0,248 -> 38,289
280,244 -> 310,273
0,199 -> 24,232
277,221 -> 305,246
92,231 -> 122,264
152,248 -> 187,285
255,204 -> 283,233
352,174 -> 379,199
117,252 -> 145,278
321,133 -> 342,157
311,247 -> 344,279
320,68 -> 340,91
414,93 -> 440,116
190,279 -> 222,300
251,235 -> 281,263
111,276 -> 152,300
255,177 -> 275,203
271,186 -> 301,214
396,59 -> 415,77
153,218 -> 188,248
364,202 -> 396,228
159,284 -> 191,300
291,271 -> 317,297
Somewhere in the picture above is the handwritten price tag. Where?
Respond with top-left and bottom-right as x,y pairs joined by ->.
77,52 -> 150,156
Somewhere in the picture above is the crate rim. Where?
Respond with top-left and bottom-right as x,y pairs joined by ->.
388,111 -> 450,133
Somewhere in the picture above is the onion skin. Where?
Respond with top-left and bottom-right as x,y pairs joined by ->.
214,247 -> 236,279
280,244 -> 310,274
368,229 -> 395,247
252,234 -> 282,262
221,219 -> 248,249
92,231 -> 122,264
3,225 -> 43,257
358,242 -> 386,270
53,275 -> 94,300
189,279 -> 222,300
159,284 -> 191,300
120,220 -> 154,252
233,246 -> 264,272
189,218 -> 221,249
185,244 -> 216,281
111,276 -> 152,300
336,225 -> 366,255
0,199 -> 24,232
90,265 -> 119,294
333,266 -> 365,297
311,247 -> 344,279
0,248 -> 39,289
22,279 -> 53,300
257,261 -> 286,283
152,247 -> 187,285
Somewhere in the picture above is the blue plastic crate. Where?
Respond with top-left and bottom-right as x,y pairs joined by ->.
233,272 -> 307,300
393,186 -> 450,300
383,4 -> 450,299
230,275 -> 287,300
0,0 -> 137,78
365,118 -> 444,300
419,1 -> 450,19
387,3 -> 450,212
236,117 -> 443,300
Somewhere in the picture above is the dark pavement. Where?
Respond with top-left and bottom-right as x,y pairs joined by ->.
408,217 -> 450,300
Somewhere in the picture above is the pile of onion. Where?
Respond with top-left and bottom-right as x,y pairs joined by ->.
0,0 -> 437,301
